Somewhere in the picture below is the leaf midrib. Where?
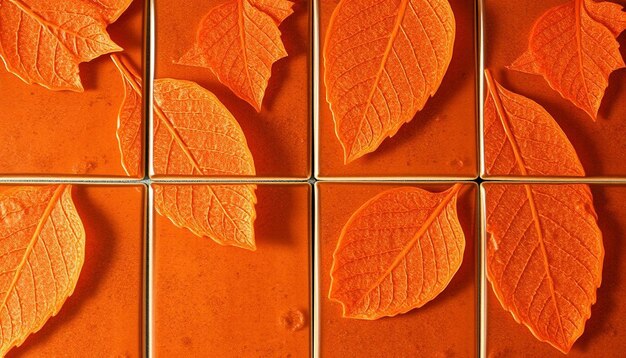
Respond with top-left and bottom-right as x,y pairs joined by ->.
347,0 -> 409,159
485,71 -> 567,345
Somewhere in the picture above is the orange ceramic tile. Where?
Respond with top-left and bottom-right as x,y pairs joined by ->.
485,183 -> 626,356
153,0 -> 311,179
483,0 -> 626,178
317,0 -> 478,178
317,182 -> 477,357
153,184 -> 311,357
0,0 -> 146,178
3,185 -> 145,357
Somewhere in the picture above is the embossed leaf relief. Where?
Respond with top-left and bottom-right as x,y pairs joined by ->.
324,0 -> 455,163
0,0 -> 132,91
485,184 -> 603,353
0,185 -> 86,356
510,0 -> 626,120
176,0 -> 294,112
329,185 -> 465,320
484,70 -> 585,177
112,56 -> 257,250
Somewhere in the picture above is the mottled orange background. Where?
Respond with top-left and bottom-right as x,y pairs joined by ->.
153,184 -> 311,357
318,182 -> 477,357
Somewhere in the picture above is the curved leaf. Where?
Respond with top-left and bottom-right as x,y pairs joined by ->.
0,0 -> 131,91
510,0 -> 626,120
0,185 -> 85,355
330,184 -> 465,319
112,57 -> 257,250
483,70 -> 585,177
485,183 -> 603,353
324,0 -> 455,163
176,0 -> 294,111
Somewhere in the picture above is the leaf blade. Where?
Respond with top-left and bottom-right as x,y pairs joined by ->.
329,185 -> 465,319
0,185 -> 86,356
176,0 -> 294,111
323,0 -> 455,163
485,183 -> 603,353
112,57 -> 258,250
509,0 -> 626,120
0,0 -> 130,91
483,71 -> 585,177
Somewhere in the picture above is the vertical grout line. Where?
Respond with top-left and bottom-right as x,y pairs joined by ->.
479,183 -> 487,358
477,2 -> 486,356
145,1 -> 155,357
147,0 -> 156,180
312,0 -> 320,180
146,183 -> 155,358
478,0 -> 485,180
312,182 -> 320,358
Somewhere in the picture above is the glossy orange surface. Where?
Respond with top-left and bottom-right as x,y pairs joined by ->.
0,0 -> 145,177
318,183 -> 477,357
153,184 -> 311,357
3,185 -> 145,357
318,0 -> 478,178
154,0 -> 311,179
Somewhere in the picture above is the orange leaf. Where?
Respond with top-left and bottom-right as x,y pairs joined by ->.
509,0 -> 626,120
485,183 -> 603,353
324,0 -> 455,163
154,184 -> 257,251
176,0 -> 294,111
483,70 -> 585,177
0,185 -> 85,356
330,185 -> 465,319
112,56 -> 257,250
111,54 -> 143,178
0,0 -> 131,91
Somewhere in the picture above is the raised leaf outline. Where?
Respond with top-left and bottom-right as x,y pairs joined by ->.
329,184 -> 465,319
0,0 -> 132,91
485,183 -> 603,353
112,56 -> 257,250
0,185 -> 86,356
323,0 -> 455,163
483,70 -> 585,177
509,0 -> 626,120
176,0 -> 294,111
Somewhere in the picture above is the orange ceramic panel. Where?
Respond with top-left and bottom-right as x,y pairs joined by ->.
486,184 -> 626,356
318,182 -> 477,357
153,184 -> 311,357
3,185 -> 145,357
0,1 -> 145,177
317,0 -> 478,178
154,0 -> 311,179
484,0 -> 626,177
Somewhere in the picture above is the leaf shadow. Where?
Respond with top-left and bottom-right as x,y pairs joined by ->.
262,0 -> 309,111
598,32 -> 626,120
8,186 -> 117,357
574,187 -> 623,351
79,0 -> 144,92
254,186 -> 299,247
